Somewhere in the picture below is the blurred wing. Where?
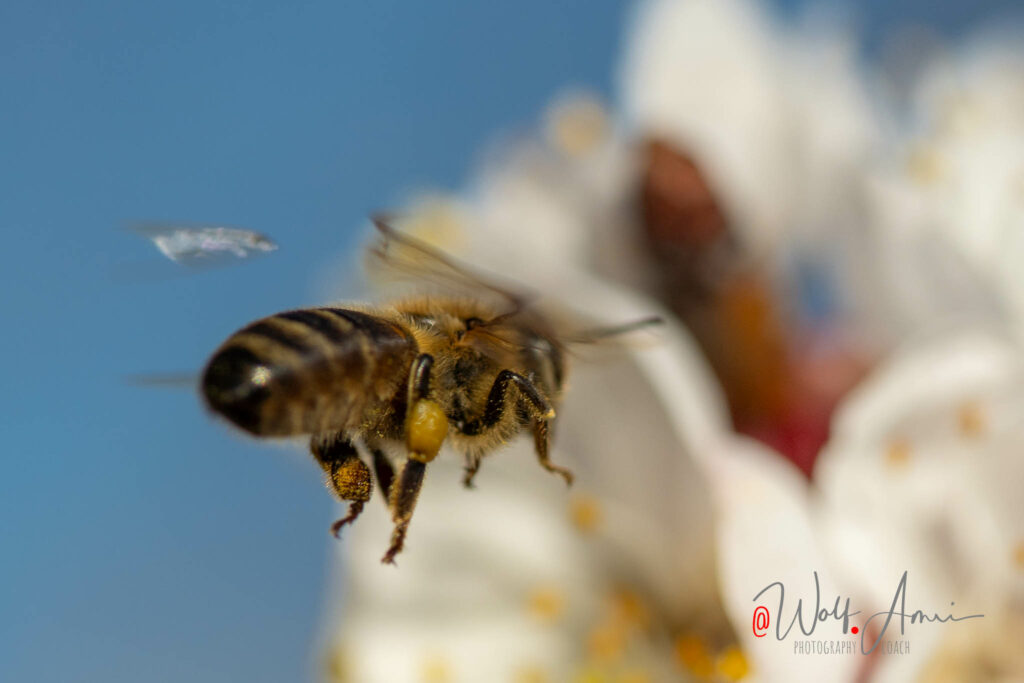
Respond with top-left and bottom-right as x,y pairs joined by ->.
128,222 -> 279,268
124,372 -> 198,389
367,215 -> 662,357
367,214 -> 533,315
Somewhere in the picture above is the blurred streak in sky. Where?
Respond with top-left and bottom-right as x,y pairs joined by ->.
0,1 -> 1019,682
130,223 -> 278,266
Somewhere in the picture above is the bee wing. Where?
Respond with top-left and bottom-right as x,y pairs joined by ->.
366,215 -> 661,358
124,372 -> 198,389
366,214 -> 534,315
127,222 -> 279,268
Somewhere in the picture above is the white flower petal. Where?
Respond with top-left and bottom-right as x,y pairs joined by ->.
866,37 -> 1024,338
816,330 -> 1024,680
710,438 -> 858,683
620,0 -> 876,266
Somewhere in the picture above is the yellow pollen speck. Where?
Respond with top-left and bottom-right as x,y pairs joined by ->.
545,94 -> 609,157
716,645 -> 751,681
587,622 -> 626,662
573,666 -> 610,683
674,634 -> 714,678
420,655 -> 451,683
514,665 -> 549,683
957,401 -> 986,438
616,670 -> 652,683
570,495 -> 603,533
1013,541 -> 1024,571
527,586 -> 566,622
885,439 -> 911,468
611,589 -> 650,631
906,145 -> 945,185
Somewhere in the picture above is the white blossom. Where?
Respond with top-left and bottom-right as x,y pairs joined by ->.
320,3 -> 1023,682
864,36 -> 1024,342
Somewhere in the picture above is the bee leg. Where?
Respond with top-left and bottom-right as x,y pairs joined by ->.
462,453 -> 482,489
533,419 -> 573,486
382,458 -> 427,565
310,435 -> 372,538
370,447 -> 396,500
381,353 -> 448,564
461,370 -> 571,485
461,370 -> 556,434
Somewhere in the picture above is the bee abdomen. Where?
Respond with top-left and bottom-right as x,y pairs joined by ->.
202,307 -> 416,436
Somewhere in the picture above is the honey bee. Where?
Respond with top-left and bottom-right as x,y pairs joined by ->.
201,217 -> 655,563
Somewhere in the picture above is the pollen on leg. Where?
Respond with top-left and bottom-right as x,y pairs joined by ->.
407,399 -> 449,463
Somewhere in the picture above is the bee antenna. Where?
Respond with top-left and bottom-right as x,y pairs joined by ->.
565,316 -> 664,344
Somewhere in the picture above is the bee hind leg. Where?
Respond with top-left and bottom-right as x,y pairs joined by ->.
310,435 -> 372,538
382,353 -> 446,564
370,446 -> 396,500
382,458 -> 427,564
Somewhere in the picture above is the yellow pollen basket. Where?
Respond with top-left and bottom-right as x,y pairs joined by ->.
407,399 -> 449,463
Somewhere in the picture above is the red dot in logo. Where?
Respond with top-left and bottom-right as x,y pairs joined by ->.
851,626 -> 859,635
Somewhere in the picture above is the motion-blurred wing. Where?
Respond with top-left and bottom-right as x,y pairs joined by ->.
366,214 -> 532,314
129,223 -> 278,268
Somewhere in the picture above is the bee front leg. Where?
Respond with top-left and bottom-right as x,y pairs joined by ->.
533,419 -> 573,486
382,354 -> 450,564
310,435 -> 372,537
462,452 -> 482,489
462,370 -> 572,486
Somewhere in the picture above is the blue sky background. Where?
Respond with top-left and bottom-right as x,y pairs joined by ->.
1,1 -> 1017,681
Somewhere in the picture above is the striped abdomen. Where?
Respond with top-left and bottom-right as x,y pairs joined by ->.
201,308 -> 417,436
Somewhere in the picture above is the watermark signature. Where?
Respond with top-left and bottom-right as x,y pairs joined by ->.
751,571 -> 983,655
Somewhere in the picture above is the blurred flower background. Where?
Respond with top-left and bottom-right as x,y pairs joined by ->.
2,1 -> 1021,682
324,1 -> 1024,681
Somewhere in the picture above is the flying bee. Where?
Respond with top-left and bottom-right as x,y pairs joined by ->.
201,217 -> 658,564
